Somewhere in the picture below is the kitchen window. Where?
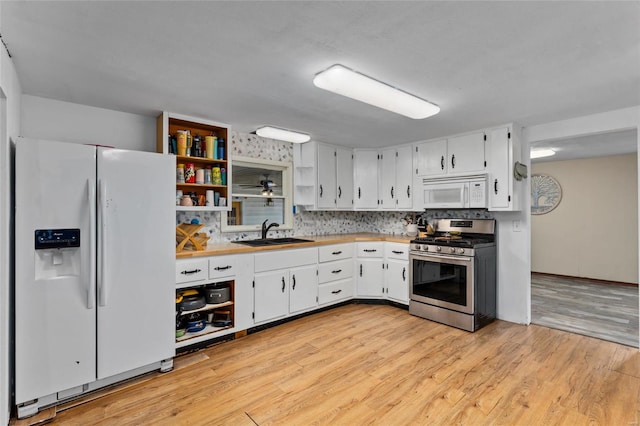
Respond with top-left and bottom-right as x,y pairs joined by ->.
221,156 -> 293,232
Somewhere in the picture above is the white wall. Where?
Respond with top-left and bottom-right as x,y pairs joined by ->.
532,154 -> 638,283
21,95 -> 155,152
0,28 -> 22,426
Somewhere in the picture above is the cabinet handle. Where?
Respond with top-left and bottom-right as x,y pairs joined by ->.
440,155 -> 444,170
181,269 -> 201,275
451,154 -> 456,169
363,249 -> 377,253
331,269 -> 342,274
358,187 -> 361,199
331,289 -> 342,294
392,250 -> 404,254
292,274 -> 296,290
214,265 -> 232,271
331,251 -> 342,255
390,186 -> 394,199
402,267 -> 406,281
319,184 -> 323,197
281,277 -> 286,292
494,178 -> 499,194
338,186 -> 342,198
360,264 -> 363,277
407,185 -> 411,198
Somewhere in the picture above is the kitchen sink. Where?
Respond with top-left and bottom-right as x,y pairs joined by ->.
232,237 -> 314,247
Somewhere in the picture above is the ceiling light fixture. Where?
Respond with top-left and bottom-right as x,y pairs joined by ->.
313,64 -> 440,119
255,126 -> 311,143
530,148 -> 556,159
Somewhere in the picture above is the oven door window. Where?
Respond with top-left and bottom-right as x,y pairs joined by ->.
412,257 -> 471,309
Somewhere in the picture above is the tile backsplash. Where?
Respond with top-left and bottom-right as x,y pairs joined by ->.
177,131 -> 493,242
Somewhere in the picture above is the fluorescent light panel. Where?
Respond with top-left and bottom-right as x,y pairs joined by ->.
530,148 -> 556,159
313,64 -> 439,119
255,126 -> 310,143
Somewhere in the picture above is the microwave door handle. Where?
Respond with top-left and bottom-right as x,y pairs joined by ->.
464,185 -> 469,207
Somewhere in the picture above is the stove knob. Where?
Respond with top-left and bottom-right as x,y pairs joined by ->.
423,245 -> 429,252
449,247 -> 456,253
458,248 -> 465,254
436,246 -> 441,252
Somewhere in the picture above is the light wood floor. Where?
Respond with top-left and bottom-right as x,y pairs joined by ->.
30,304 -> 640,425
532,273 -> 639,347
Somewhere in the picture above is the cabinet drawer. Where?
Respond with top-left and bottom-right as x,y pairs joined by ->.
209,255 -> 237,280
318,259 -> 353,283
176,259 -> 208,284
254,247 -> 318,272
385,243 -> 409,260
356,242 -> 384,258
318,279 -> 353,305
318,243 -> 354,262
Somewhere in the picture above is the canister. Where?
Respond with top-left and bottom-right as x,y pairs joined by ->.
195,168 -> 205,184
176,164 -> 185,183
185,163 -> 196,183
176,131 -> 188,156
211,166 -> 222,185
205,136 -> 216,159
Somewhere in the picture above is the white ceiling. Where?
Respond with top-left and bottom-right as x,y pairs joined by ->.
2,1 -> 639,155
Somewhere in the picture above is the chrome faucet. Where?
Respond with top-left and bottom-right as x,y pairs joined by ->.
261,219 -> 280,239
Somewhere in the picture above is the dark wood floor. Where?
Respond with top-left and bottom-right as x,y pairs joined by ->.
18,304 -> 640,425
531,273 -> 639,347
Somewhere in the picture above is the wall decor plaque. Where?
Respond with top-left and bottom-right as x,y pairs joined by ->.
531,174 -> 562,215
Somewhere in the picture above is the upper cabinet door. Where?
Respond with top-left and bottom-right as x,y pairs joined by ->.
379,148 -> 396,208
317,144 -> 337,209
447,132 -> 485,174
353,150 -> 380,209
487,127 -> 512,210
415,139 -> 447,176
395,146 -> 414,209
335,147 -> 354,209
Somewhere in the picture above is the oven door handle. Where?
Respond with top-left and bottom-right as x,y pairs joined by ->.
412,255 -> 472,263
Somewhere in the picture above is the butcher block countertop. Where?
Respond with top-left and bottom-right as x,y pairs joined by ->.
176,233 -> 413,258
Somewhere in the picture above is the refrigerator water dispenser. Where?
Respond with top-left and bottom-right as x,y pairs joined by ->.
34,229 -> 81,280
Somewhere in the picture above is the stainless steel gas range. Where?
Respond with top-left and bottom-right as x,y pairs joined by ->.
409,218 -> 496,332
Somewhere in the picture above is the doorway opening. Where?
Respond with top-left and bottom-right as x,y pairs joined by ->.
529,129 -> 639,347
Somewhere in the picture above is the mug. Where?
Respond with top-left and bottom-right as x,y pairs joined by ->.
219,197 -> 227,207
180,195 -> 193,207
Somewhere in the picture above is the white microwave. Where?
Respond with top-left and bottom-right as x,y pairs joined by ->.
421,175 -> 487,209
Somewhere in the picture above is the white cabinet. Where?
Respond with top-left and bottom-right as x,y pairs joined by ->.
415,132 -> 485,177
253,247 -> 319,323
254,270 -> 289,323
356,242 -> 384,297
336,147 -> 354,209
380,146 -> 413,210
294,142 -> 353,210
318,243 -> 354,306
175,256 -> 243,349
353,150 -> 379,209
317,143 -> 337,209
487,125 -> 521,211
384,243 -> 409,304
447,132 -> 486,174
289,264 -> 319,314
415,139 -> 447,176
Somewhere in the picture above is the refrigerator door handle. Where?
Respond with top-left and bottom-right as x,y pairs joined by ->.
98,179 -> 108,307
87,179 -> 96,309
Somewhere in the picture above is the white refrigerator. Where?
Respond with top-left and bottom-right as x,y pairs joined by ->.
14,138 -> 176,417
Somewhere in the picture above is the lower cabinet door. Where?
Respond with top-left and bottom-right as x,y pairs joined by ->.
386,259 -> 409,304
289,265 -> 318,314
356,259 -> 384,297
254,270 -> 289,323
